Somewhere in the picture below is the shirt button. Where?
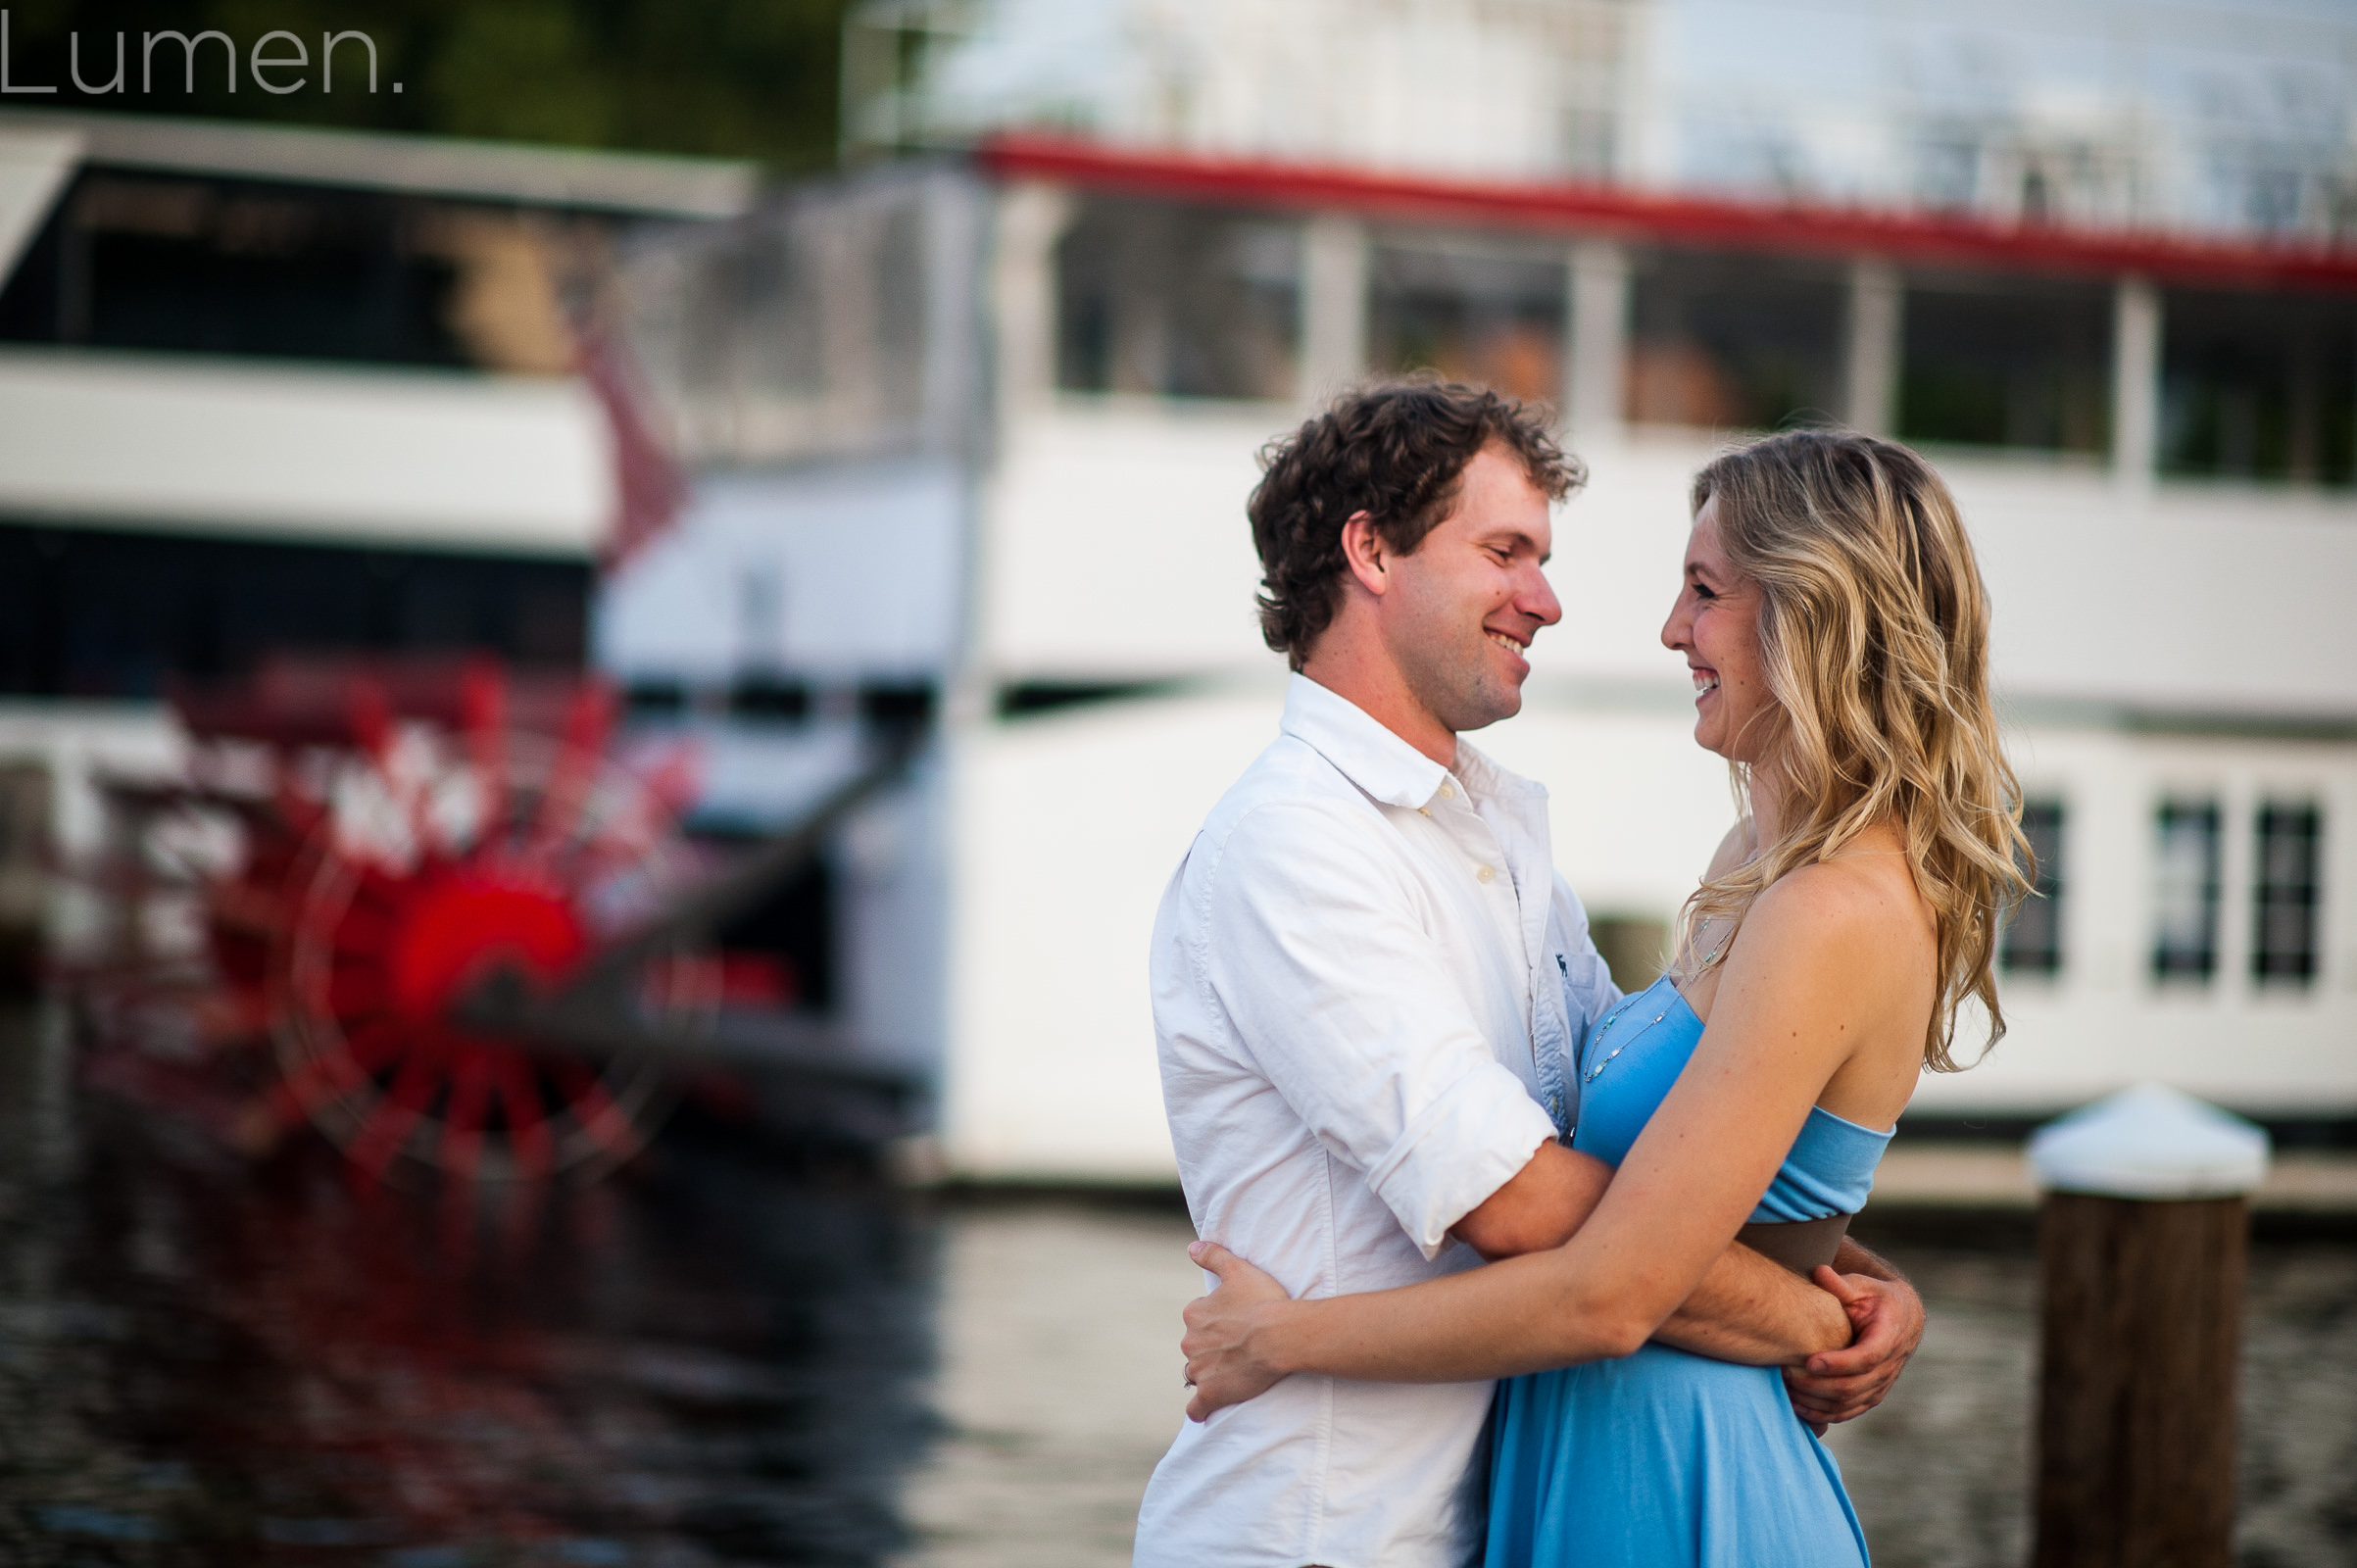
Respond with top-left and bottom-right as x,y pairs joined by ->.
1476,864 -> 1495,883
1439,783 -> 1454,800
1417,807 -> 1431,816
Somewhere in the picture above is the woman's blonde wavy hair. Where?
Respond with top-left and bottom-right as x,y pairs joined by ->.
1678,429 -> 2032,1072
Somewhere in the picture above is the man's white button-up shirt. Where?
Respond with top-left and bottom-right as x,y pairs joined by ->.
1134,675 -> 1622,1568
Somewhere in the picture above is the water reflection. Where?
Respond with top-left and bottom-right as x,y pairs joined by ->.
891,1201 -> 1200,1568
0,1004 -> 933,1567
1827,1221 -> 2357,1568
10,1004 -> 2355,1568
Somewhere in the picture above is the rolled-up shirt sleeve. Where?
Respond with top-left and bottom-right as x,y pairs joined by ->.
1193,801 -> 1557,1259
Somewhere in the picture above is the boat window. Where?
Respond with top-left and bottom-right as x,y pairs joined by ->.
1367,242 -> 1566,406
2162,290 -> 2357,486
2151,799 -> 2223,984
1055,198 -> 1301,401
2001,799 -> 2068,978
1625,247 -> 1846,432
1899,271 -> 2111,454
2252,802 -> 2323,988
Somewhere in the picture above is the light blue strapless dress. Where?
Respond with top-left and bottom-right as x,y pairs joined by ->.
1484,973 -> 1892,1568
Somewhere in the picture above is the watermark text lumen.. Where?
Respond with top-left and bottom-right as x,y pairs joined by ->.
0,12 -> 398,98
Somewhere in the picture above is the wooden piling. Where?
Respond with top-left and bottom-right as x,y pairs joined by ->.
2026,1086 -> 2268,1568
2031,1190 -> 2246,1568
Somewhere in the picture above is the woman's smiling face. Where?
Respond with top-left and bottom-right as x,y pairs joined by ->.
1660,495 -> 1779,764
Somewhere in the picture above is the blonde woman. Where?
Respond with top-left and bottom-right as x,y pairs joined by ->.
1179,430 -> 2031,1568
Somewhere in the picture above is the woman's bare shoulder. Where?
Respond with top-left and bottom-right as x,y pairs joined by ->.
1743,846 -> 1931,969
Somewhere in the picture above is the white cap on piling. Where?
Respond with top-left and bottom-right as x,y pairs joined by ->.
2027,1082 -> 2272,1200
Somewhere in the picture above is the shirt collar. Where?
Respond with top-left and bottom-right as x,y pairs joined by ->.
1451,734 -> 1546,806
1280,674 -> 1449,809
1282,673 -> 1543,812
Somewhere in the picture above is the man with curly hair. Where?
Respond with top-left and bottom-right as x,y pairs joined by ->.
1133,380 -> 1922,1568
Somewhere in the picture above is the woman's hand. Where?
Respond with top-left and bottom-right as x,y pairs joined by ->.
1783,1266 -> 1926,1433
1180,1241 -> 1296,1421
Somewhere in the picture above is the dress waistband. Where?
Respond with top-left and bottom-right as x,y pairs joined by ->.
1734,1213 -> 1853,1275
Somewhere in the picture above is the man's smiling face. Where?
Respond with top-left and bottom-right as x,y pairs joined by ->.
1381,443 -> 1562,737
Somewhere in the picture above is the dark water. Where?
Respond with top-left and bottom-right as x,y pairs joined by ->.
0,1005 -> 934,1567
1832,1218 -> 2357,1568
8,1000 -> 2356,1568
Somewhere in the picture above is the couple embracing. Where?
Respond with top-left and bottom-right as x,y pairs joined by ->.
1135,381 -> 2027,1568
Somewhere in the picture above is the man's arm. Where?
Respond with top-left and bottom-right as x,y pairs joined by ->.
1448,1140 -> 1606,1257
1654,1245 -> 1850,1363
1200,802 -> 1568,1264
1450,1143 -> 1847,1365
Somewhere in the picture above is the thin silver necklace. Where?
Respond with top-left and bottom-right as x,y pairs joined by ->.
1589,840 -> 1903,1087
1584,920 -> 1732,1086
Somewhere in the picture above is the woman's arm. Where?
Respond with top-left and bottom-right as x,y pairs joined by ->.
1446,1135 -> 1851,1368
1182,865 -> 1916,1409
1180,1240 -> 1866,1421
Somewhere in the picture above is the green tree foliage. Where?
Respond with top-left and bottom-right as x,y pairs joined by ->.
2,0 -> 851,171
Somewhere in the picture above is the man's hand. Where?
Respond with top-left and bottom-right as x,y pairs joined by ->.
1180,1241 -> 1296,1422
1783,1265 -> 1924,1430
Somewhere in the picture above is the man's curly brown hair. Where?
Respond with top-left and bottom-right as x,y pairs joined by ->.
1249,379 -> 1586,670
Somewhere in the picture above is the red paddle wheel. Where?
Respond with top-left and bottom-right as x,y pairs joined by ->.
89,658 -> 720,1184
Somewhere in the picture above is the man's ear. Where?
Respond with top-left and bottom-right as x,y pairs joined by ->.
1340,512 -> 1389,597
